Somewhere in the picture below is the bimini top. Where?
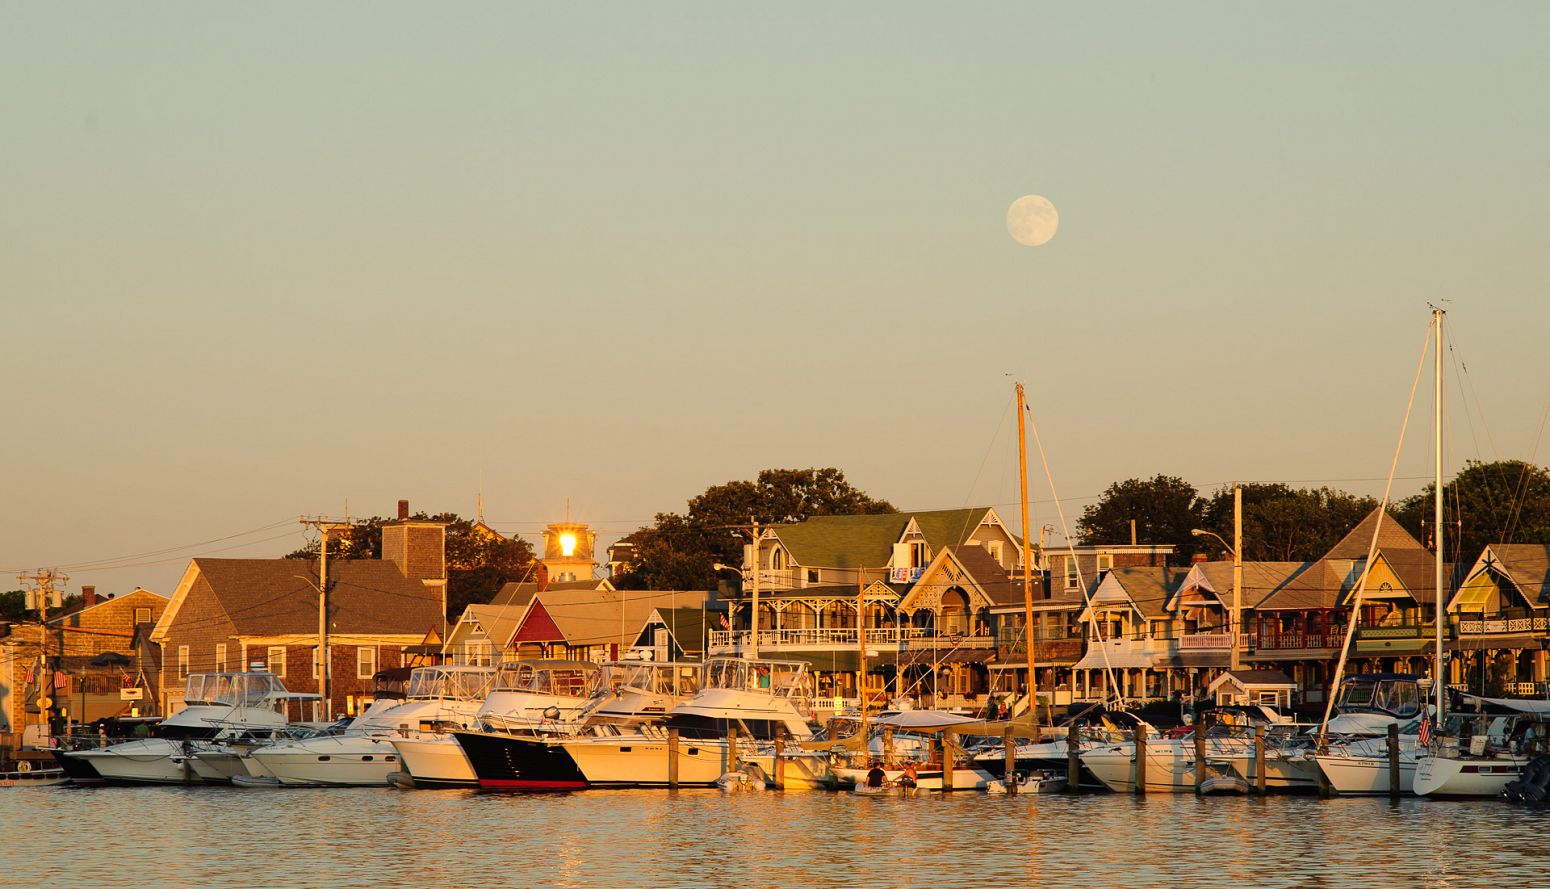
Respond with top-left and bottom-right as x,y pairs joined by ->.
405,665 -> 496,701
183,672 -> 287,707
1452,692 -> 1550,715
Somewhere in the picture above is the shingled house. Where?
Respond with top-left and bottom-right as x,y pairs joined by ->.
149,509 -> 447,719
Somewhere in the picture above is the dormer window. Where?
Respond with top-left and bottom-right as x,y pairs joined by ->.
910,542 -> 929,568
987,541 -> 1004,563
1096,553 -> 1114,574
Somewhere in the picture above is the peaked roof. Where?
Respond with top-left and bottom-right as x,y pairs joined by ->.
155,557 -> 441,640
1322,508 -> 1426,560
519,588 -> 711,648
772,508 -> 991,570
645,606 -> 711,656
47,588 -> 168,626
1179,560 -> 1314,611
1471,544 -> 1550,606
457,602 -> 529,650
1088,566 -> 1187,620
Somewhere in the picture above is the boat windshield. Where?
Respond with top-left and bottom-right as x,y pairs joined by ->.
183,672 -> 281,706
406,667 -> 495,701
1338,682 -> 1375,709
493,663 -> 598,696
616,662 -> 701,696
703,658 -> 809,697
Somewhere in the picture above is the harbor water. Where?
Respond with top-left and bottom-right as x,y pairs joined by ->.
7,787 -> 1550,888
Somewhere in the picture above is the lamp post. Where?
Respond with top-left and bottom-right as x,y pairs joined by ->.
713,562 -> 754,657
1191,485 -> 1243,671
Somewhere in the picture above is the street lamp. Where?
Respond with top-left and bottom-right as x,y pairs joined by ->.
712,563 -> 756,657
1191,485 -> 1244,671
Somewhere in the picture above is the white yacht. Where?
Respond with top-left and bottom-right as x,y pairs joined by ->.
391,660 -> 599,789
59,672 -> 316,785
456,657 -> 819,789
1311,674 -> 1429,795
1413,695 -> 1550,797
245,665 -> 494,787
1081,708 -> 1296,793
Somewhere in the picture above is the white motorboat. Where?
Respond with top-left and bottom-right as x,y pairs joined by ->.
1414,696 -> 1550,797
248,665 -> 494,787
392,660 -> 600,789
1309,675 -> 1430,795
0,763 -> 68,787
60,672 -> 316,785
456,657 -> 819,789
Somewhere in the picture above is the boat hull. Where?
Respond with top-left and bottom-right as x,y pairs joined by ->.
453,731 -> 588,791
64,739 -> 207,785
390,735 -> 477,788
1314,752 -> 1417,795
1413,753 -> 1527,797
246,736 -> 402,787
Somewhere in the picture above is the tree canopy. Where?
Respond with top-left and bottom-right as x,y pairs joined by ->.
1196,484 -> 1378,562
1394,459 -> 1550,560
614,467 -> 895,591
286,513 -> 535,620
1077,475 -> 1202,551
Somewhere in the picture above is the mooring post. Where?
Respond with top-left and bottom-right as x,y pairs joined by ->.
1066,719 -> 1081,794
774,730 -> 786,790
1254,724 -> 1267,795
667,728 -> 680,788
1003,725 -> 1017,794
725,722 -> 738,774
942,729 -> 956,792
1194,714 -> 1207,796
1388,723 -> 1401,799
1135,723 -> 1147,795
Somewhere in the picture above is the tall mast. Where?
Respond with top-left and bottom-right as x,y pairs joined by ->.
857,566 -> 867,742
1433,308 -> 1446,723
1017,383 -> 1038,735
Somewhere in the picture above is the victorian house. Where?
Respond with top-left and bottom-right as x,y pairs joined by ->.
1446,544 -> 1550,696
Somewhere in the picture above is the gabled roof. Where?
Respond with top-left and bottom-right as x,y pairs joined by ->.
1209,669 -> 1296,692
490,577 -> 612,607
516,588 -> 711,648
901,544 -> 1019,611
1322,508 -> 1426,560
452,602 -> 529,651
643,606 -> 711,656
47,588 -> 168,626
1455,544 -> 1550,609
1084,566 -> 1185,620
1253,561 -> 1343,611
771,508 -> 992,570
1177,560 -> 1320,611
153,557 -> 442,641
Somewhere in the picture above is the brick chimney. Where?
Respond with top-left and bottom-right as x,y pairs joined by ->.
398,499 -> 410,520
82,585 -> 98,607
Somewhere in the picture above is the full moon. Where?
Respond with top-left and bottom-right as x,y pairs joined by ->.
1006,194 -> 1059,247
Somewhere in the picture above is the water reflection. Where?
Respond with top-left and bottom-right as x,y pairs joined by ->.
7,787 -> 1550,888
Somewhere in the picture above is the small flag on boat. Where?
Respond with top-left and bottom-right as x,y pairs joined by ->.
1418,713 -> 1432,747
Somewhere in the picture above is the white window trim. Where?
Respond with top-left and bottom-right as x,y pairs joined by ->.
268,645 -> 286,677
178,645 -> 190,679
214,643 -> 227,673
1097,553 -> 1114,573
1065,557 -> 1079,589
313,645 -> 323,679
357,645 -> 378,679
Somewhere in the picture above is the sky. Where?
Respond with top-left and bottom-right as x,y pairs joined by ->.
4,3 -> 1549,598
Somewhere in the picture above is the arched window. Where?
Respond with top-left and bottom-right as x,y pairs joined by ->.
940,588 -> 970,635
770,547 -> 785,571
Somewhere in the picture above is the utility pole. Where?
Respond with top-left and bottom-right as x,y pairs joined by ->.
1232,485 -> 1243,672
18,569 -> 68,735
299,517 -> 352,721
749,518 -> 761,659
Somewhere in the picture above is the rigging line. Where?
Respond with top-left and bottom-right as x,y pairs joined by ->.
0,518 -> 300,575
955,390 -> 1016,545
58,529 -> 310,575
1022,395 -> 1125,709
1319,315 -> 1433,743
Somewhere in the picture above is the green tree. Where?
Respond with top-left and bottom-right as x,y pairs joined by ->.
286,512 -> 535,620
1394,459 -> 1550,560
1197,484 -> 1378,562
1077,475 -> 1202,554
0,590 -> 27,622
615,467 -> 895,591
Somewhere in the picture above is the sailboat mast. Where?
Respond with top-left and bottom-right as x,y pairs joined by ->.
1017,383 -> 1038,735
1433,308 -> 1446,723
857,566 -> 867,743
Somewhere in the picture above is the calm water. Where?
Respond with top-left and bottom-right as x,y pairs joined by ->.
6,786 -> 1550,888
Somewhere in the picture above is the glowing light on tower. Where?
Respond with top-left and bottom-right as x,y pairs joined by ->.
560,533 -> 577,557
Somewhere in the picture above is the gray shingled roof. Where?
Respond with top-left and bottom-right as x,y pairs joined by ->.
193,557 -> 442,637
1484,544 -> 1550,605
1322,508 -> 1426,560
773,508 -> 990,570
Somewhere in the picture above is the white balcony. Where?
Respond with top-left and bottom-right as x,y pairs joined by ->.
707,626 -> 993,654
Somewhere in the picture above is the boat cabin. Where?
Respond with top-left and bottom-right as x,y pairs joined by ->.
404,665 -> 496,702
1333,673 -> 1424,720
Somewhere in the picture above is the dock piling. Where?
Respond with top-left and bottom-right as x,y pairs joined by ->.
1387,724 -> 1400,798
1254,725 -> 1266,795
1066,720 -> 1081,794
667,728 -> 680,788
1135,723 -> 1147,795
1193,715 -> 1207,796
1003,726 -> 1016,794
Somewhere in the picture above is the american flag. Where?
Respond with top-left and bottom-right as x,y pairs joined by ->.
1418,713 -> 1433,747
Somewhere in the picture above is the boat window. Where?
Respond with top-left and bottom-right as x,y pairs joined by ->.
1338,682 -> 1374,709
1391,681 -> 1420,717
184,674 -> 209,704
